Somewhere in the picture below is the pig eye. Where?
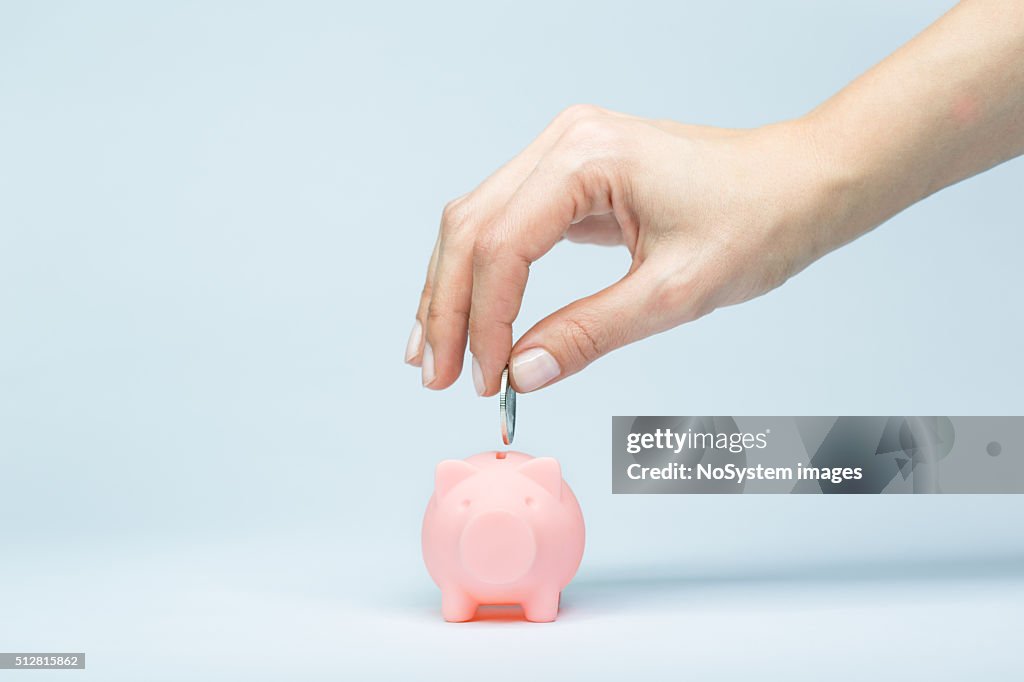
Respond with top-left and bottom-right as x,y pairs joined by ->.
524,496 -> 534,507
460,499 -> 471,509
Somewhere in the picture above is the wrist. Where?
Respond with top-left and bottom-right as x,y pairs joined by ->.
783,112 -> 905,259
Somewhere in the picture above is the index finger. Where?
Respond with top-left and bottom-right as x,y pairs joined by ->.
468,154 -> 614,395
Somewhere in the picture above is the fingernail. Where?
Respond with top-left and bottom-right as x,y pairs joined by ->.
405,320 -> 423,365
421,342 -> 436,387
510,347 -> 560,392
471,356 -> 485,396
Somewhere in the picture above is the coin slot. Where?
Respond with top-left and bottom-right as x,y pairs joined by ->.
495,452 -> 507,460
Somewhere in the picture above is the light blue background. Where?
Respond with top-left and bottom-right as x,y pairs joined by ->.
1,1 -> 1021,680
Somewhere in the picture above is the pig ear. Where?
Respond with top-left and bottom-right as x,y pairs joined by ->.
435,459 -> 477,498
518,457 -> 562,499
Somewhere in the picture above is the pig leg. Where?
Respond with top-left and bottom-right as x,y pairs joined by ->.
522,589 -> 560,622
441,587 -> 477,622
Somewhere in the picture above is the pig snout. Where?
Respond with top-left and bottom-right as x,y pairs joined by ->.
458,510 -> 536,584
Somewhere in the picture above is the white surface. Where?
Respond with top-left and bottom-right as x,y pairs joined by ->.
2,535 -> 1021,680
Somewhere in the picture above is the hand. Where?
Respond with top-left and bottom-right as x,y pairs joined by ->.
404,105 -> 845,394
404,1 -> 1024,396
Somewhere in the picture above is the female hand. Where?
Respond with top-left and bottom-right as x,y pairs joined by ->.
405,106 -> 843,395
405,1 -> 1024,395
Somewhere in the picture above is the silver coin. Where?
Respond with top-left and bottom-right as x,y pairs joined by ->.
499,365 -> 516,445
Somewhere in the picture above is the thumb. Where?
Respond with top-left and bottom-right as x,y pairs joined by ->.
508,263 -> 687,393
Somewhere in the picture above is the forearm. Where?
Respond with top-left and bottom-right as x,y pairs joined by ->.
805,0 -> 1024,251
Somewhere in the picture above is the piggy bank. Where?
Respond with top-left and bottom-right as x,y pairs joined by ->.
422,451 -> 585,622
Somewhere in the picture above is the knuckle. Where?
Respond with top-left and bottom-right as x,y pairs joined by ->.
556,122 -> 633,191
561,315 -> 603,364
472,229 -> 504,266
440,197 -> 472,235
426,301 -> 445,325
427,288 -> 470,327
555,103 -> 605,127
561,116 -> 622,151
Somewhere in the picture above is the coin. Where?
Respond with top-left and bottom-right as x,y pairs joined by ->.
499,364 -> 516,445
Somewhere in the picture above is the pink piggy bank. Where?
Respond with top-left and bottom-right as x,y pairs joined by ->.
422,451 -> 585,622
